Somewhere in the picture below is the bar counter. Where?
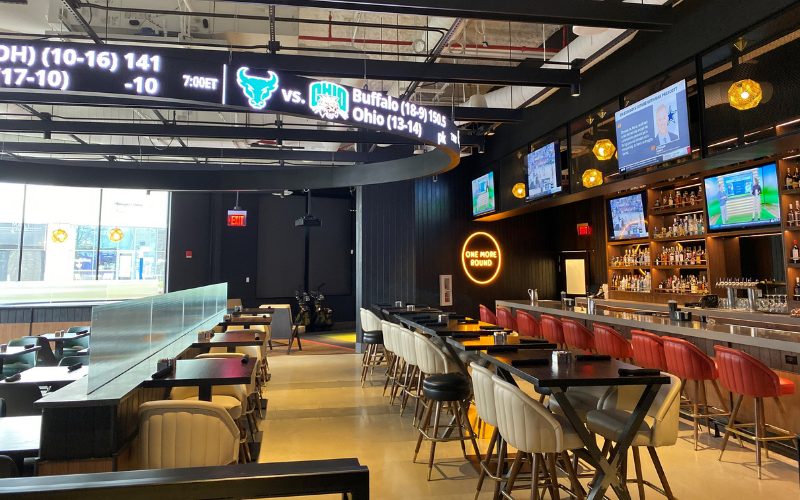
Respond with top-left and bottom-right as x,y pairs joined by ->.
496,298 -> 800,439
496,299 -> 800,355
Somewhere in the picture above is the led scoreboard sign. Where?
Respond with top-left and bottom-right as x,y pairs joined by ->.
0,40 -> 460,152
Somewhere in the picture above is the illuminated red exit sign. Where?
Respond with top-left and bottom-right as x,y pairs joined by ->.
577,223 -> 592,236
227,210 -> 247,227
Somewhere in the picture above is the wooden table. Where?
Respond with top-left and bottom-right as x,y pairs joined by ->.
0,415 -> 41,459
228,307 -> 275,316
0,366 -> 88,389
142,357 -> 257,401
482,350 -> 669,500
41,332 -> 89,357
0,346 -> 40,373
192,330 -> 264,353
218,316 -> 272,332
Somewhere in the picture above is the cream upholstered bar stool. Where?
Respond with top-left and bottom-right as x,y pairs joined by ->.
413,332 -> 481,480
388,324 -> 410,406
359,308 -> 385,387
380,320 -> 400,398
492,375 -> 586,500
471,363 -> 519,500
397,326 -> 424,422
586,373 -> 682,499
138,400 -> 239,468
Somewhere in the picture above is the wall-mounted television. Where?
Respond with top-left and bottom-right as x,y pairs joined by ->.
607,193 -> 648,240
526,141 -> 562,201
472,171 -> 496,216
614,79 -> 692,173
704,163 -> 781,231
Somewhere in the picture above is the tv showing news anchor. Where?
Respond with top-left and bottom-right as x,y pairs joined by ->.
614,80 -> 692,173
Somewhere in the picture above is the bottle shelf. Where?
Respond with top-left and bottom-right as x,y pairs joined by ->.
780,188 -> 800,195
651,234 -> 706,243
653,290 -> 709,295
609,265 -> 650,270
650,203 -> 705,216
785,225 -> 800,231
609,288 -> 651,293
789,263 -> 800,268
607,238 -> 650,246
652,264 -> 708,269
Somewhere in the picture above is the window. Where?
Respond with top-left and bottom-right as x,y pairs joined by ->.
0,183 -> 170,304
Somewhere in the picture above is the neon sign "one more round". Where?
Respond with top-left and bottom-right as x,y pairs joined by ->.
461,232 -> 502,284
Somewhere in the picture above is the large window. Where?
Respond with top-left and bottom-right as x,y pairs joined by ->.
0,183 -> 169,304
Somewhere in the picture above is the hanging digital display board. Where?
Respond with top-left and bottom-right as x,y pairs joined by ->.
0,40 -> 460,152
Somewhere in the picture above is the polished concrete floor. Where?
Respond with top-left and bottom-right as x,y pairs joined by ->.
258,353 -> 799,499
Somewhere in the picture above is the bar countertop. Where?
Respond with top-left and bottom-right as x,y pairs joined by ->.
496,299 -> 800,354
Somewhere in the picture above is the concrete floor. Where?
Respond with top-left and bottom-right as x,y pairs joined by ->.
258,353 -> 799,499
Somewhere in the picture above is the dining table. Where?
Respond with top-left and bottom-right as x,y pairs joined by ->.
142,357 -> 258,401
0,365 -> 88,389
218,315 -> 272,332
0,415 -> 41,469
192,329 -> 265,353
41,331 -> 89,357
481,349 -> 669,500
0,345 -> 41,374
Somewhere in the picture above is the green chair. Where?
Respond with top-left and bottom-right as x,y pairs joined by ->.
20,336 -> 58,367
2,339 -> 37,378
58,356 -> 89,367
61,334 -> 90,358
67,326 -> 91,334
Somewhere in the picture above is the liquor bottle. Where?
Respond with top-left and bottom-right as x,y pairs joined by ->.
794,168 -> 800,190
690,191 -> 696,205
795,277 -> 800,300
788,169 -> 795,190
793,240 -> 800,263
668,192 -> 674,206
789,203 -> 795,226
654,196 -> 660,210
675,191 -> 682,206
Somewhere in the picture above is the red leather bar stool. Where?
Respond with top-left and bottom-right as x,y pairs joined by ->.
516,310 -> 542,338
540,315 -> 566,350
714,345 -> 797,478
592,324 -> 634,362
479,304 -> 499,325
663,337 -> 731,450
496,307 -> 518,331
562,318 -> 595,353
631,330 -> 668,371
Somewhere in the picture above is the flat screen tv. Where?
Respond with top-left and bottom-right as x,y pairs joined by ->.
704,163 -> 781,231
526,141 -> 562,201
472,171 -> 496,216
614,79 -> 692,173
608,193 -> 648,240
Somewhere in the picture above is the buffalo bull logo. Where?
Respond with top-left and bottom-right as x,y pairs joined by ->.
310,81 -> 349,120
236,67 -> 279,110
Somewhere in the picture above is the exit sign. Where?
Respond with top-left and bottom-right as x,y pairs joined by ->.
227,210 -> 247,227
577,223 -> 592,236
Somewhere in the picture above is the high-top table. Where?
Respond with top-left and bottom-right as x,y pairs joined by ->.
482,349 -> 669,500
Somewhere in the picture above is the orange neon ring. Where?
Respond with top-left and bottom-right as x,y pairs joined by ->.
461,232 -> 502,284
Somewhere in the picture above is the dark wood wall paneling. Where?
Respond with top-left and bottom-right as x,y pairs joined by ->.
361,180 -> 417,309
360,154 -> 607,320
0,307 -> 92,324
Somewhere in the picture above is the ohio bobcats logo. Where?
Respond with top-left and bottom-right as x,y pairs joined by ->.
310,81 -> 349,120
236,67 -> 279,110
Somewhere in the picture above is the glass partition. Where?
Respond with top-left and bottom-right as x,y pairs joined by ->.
87,283 -> 227,393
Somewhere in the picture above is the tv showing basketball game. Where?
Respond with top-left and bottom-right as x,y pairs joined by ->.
704,164 -> 781,231
472,172 -> 496,216
526,141 -> 562,201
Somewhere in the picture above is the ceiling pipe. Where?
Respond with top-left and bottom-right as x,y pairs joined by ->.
472,0 -> 670,110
